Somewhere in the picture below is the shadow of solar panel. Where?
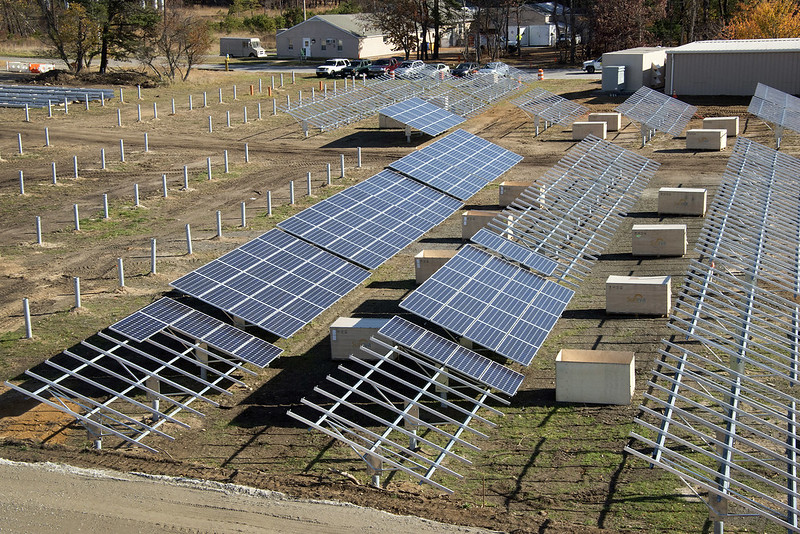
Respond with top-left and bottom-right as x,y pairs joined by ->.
110,297 -> 282,367
615,86 -> 696,137
278,170 -> 463,269
379,97 -> 465,136
400,245 -> 573,365
510,87 -> 588,126
378,316 -> 524,396
470,228 -> 558,275
748,82 -> 800,134
171,229 -> 370,338
388,129 -> 523,201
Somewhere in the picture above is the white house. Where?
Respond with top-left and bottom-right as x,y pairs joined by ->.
276,14 -> 398,59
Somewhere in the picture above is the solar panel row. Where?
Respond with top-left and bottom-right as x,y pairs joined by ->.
0,84 -> 115,108
377,316 -> 524,396
400,245 -> 574,366
389,129 -> 524,201
109,297 -> 283,367
278,170 -> 463,269
470,227 -> 558,275
171,229 -> 370,338
379,97 -> 465,137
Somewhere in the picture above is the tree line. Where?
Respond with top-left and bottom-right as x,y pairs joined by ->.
0,0 -> 797,80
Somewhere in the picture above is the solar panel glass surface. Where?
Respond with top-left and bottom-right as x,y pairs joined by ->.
379,97 -> 465,136
170,229 -> 370,338
278,170 -> 463,269
470,228 -> 558,275
388,129 -> 523,201
378,316 -> 524,395
400,245 -> 573,365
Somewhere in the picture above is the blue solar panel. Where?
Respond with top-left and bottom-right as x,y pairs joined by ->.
109,298 -> 283,368
388,129 -> 523,201
379,97 -> 465,136
400,245 -> 573,366
470,228 -> 558,275
278,170 -> 463,269
378,316 -> 524,396
171,229 -> 371,338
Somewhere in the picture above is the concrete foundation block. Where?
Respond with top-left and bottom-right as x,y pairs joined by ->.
587,112 -> 622,131
631,224 -> 687,257
702,116 -> 739,137
658,187 -> 707,216
415,249 -> 457,284
606,275 -> 671,316
686,128 -> 727,150
461,210 -> 500,241
556,349 -> 635,405
572,121 -> 607,140
330,317 -> 390,360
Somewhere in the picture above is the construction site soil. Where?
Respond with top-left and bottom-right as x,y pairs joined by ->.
0,56 -> 791,533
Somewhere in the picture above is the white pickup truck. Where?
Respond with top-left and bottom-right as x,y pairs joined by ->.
316,58 -> 351,77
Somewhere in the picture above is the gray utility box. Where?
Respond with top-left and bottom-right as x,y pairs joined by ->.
602,65 -> 625,93
330,317 -> 390,361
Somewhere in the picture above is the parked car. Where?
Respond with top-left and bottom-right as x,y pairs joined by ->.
428,63 -> 450,76
316,58 -> 350,77
582,57 -> 602,74
452,62 -> 479,77
341,59 -> 372,78
394,59 -> 425,78
366,57 -> 401,77
477,62 -> 509,76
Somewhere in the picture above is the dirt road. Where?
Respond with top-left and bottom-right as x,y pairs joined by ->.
0,458 -> 494,533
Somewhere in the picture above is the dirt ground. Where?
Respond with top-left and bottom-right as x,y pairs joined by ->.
0,60 -> 793,533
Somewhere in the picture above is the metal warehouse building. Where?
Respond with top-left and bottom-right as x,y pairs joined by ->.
666,38 -> 800,96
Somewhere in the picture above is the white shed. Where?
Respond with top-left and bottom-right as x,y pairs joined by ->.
276,14 -> 398,60
602,47 -> 670,93
665,39 -> 800,96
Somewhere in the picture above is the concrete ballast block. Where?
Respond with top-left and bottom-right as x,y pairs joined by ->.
461,210 -> 500,241
631,224 -> 687,257
686,128 -> 727,151
556,349 -> 635,405
658,187 -> 707,216
572,121 -> 607,140
330,317 -> 390,360
702,116 -> 739,137
587,112 -> 622,131
606,275 -> 671,316
498,181 -> 530,207
415,249 -> 457,284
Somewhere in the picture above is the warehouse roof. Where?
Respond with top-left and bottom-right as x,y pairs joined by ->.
667,38 -> 800,54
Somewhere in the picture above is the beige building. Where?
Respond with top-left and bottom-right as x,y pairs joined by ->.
276,14 -> 398,60
665,38 -> 800,96
602,47 -> 670,92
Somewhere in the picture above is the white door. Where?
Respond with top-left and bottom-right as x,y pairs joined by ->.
302,38 -> 312,59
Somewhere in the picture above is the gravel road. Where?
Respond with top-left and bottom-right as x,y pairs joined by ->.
0,458 -> 495,533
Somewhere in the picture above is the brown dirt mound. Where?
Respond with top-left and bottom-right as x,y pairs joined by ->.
32,69 -> 160,87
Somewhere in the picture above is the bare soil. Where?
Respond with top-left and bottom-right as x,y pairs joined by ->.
0,58 -> 790,533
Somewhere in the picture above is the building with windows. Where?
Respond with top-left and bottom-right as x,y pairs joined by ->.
276,14 -> 398,60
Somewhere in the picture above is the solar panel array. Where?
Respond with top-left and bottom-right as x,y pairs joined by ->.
0,84 -> 115,108
486,135 -> 659,287
389,129 -> 523,201
510,87 -> 588,130
378,97 -> 465,136
110,297 -> 283,368
4,296 -> 273,452
748,82 -> 800,148
278,170 -> 463,269
171,229 -> 371,338
615,86 -> 697,139
400,245 -> 574,366
376,316 -> 524,396
283,71 -> 531,135
627,137 -> 800,533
